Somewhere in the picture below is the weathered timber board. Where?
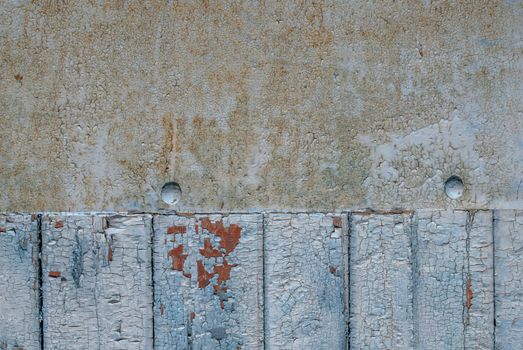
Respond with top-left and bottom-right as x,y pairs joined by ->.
42,214 -> 153,350
415,210 -> 494,349
264,213 -> 348,349
349,212 -> 415,349
0,213 -> 40,349
494,210 -> 523,350
153,214 -> 263,349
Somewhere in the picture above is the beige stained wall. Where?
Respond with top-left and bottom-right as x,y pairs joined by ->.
1,0 -> 521,211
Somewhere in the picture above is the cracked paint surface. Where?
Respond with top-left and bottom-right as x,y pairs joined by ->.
0,1 -> 521,212
153,214 -> 263,350
0,213 -> 40,349
494,210 -> 523,350
264,213 -> 348,349
0,211 -> 522,348
41,214 -> 153,350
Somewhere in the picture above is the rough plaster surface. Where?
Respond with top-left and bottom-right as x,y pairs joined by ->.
264,213 -> 348,349
41,214 -> 153,350
153,214 -> 263,349
1,1 -> 522,212
0,213 -> 40,350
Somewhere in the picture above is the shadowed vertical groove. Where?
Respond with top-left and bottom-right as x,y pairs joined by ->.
150,215 -> 156,349
492,210 -> 497,349
346,212 -> 352,350
262,212 -> 267,350
410,211 -> 419,349
37,214 -> 44,350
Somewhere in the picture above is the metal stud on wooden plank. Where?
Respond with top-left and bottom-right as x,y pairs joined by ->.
153,214 -> 263,349
415,210 -> 494,350
494,210 -> 523,349
349,212 -> 415,349
0,213 -> 40,349
264,213 -> 348,349
42,214 -> 153,350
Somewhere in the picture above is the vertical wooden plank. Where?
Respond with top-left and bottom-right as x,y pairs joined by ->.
153,214 -> 263,349
415,210 -> 494,350
264,213 -> 348,349
42,214 -> 153,350
349,212 -> 414,350
0,213 -> 40,349
494,210 -> 523,349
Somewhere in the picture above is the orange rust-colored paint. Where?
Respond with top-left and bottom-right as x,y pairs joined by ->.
195,223 -> 199,233
54,220 -> 64,228
168,245 -> 188,271
31,213 -> 37,221
213,258 -> 237,283
48,271 -> 61,278
14,73 -> 23,81
108,246 -> 113,262
199,238 -> 222,258
213,284 -> 228,295
466,275 -> 473,311
332,216 -> 343,228
190,311 -> 196,320
197,260 -> 215,288
200,218 -> 241,255
330,266 -> 337,274
167,225 -> 187,234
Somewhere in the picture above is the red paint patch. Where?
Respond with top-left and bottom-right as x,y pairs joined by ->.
190,311 -> 196,320
167,225 -> 186,234
330,266 -> 337,274
332,216 -> 343,228
54,221 -> 64,228
466,275 -> 473,310
199,238 -> 222,258
214,258 -> 237,283
168,245 -> 188,271
200,218 -> 241,255
0,227 -> 5,233
197,260 -> 215,288
48,271 -> 61,278
108,247 -> 113,262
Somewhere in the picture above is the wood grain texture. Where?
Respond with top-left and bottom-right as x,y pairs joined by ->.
494,210 -> 523,350
349,212 -> 414,349
264,213 -> 348,350
0,213 -> 40,349
42,214 -> 153,350
153,214 -> 263,349
415,210 -> 494,350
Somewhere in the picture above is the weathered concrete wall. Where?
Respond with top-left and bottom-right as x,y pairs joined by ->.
1,1 -> 522,212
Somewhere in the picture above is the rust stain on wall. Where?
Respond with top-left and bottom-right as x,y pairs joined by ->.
0,1 -> 521,212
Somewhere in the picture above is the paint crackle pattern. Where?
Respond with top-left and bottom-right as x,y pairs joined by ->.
153,214 -> 263,350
